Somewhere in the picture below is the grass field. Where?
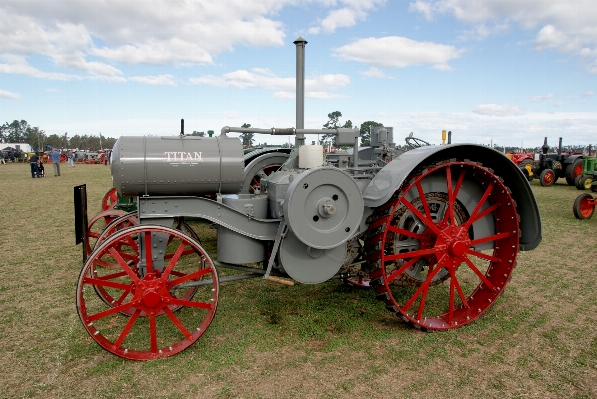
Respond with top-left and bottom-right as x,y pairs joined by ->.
1,161 -> 596,399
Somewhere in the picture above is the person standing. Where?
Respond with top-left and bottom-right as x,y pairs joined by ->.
67,151 -> 75,167
29,153 -> 40,178
0,151 -> 5,165
51,149 -> 61,176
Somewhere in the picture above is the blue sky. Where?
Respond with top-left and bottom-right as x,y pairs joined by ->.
0,0 -> 596,148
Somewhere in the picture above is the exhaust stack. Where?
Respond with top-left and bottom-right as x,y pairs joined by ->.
294,37 -> 307,147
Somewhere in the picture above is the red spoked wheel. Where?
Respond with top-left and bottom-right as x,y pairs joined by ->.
573,193 -> 596,219
539,169 -> 555,187
91,215 -> 202,315
77,158 -> 84,164
60,153 -> 67,163
367,160 -> 519,331
102,188 -> 118,211
77,225 -> 219,360
86,209 -> 128,257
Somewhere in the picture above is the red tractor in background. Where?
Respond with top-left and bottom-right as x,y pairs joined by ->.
508,137 -> 584,187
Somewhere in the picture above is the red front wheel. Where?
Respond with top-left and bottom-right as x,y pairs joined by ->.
77,225 -> 219,360
367,160 -> 519,331
573,193 -> 595,219
102,188 -> 118,210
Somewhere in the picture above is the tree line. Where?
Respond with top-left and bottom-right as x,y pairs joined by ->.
0,120 -> 117,151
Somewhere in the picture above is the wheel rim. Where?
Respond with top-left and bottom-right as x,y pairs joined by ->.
367,161 -> 519,330
584,178 -> 593,190
543,171 -> 554,185
77,225 -> 219,360
102,188 -> 118,211
575,194 -> 595,218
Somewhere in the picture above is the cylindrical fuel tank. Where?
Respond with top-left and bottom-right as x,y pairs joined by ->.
111,136 -> 244,196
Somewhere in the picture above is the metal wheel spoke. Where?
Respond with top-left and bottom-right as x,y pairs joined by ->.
87,300 -> 136,322
465,203 -> 499,227
144,232 -> 153,274
164,248 -> 196,259
386,255 -> 424,282
416,282 -> 430,320
463,182 -> 495,229
386,224 -> 424,240
168,267 -> 212,287
415,181 -> 432,220
384,246 -> 445,263
470,231 -> 513,246
400,197 -> 442,235
83,277 -> 131,291
445,166 -> 456,225
403,264 -> 444,312
452,168 -> 466,198
163,307 -> 193,340
94,270 -> 128,280
114,309 -> 141,347
467,249 -> 501,263
450,269 -> 469,309
108,248 -> 142,284
161,242 -> 187,280
463,257 -> 495,290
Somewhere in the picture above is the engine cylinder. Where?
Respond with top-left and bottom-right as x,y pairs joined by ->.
111,136 -> 244,196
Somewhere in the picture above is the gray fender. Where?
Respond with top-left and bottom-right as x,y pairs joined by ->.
362,144 -> 542,251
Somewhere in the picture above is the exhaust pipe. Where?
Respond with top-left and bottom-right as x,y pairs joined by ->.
294,37 -> 307,147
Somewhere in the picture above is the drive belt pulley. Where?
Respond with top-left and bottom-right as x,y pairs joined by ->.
283,166 -> 363,249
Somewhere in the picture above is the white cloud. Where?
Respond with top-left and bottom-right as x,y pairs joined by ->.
554,101 -> 565,107
310,0 -> 387,35
359,66 -> 391,78
530,93 -> 555,102
130,74 -> 177,86
410,0 -> 597,73
0,55 -> 82,81
0,89 -> 22,100
472,104 -> 526,117
190,68 -> 350,99
583,91 -> 595,97
335,36 -> 463,69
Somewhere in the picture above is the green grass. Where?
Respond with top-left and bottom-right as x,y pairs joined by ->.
1,161 -> 597,398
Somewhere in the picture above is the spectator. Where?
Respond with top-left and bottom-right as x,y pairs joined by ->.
51,149 -> 61,176
0,151 -> 5,165
67,151 -> 75,167
37,159 -> 45,177
29,153 -> 40,178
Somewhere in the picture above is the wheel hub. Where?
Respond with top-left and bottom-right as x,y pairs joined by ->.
434,225 -> 470,267
142,289 -> 161,308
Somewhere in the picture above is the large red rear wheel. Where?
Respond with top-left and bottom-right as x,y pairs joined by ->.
367,160 -> 519,331
77,225 -> 219,360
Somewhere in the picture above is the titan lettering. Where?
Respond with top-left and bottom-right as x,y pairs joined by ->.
164,151 -> 203,161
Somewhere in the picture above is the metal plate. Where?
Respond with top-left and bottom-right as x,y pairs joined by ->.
279,230 -> 346,284
283,167 -> 363,249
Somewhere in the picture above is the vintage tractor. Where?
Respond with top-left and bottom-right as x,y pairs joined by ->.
74,125 -> 542,360
531,137 -> 583,187
574,155 -> 597,190
506,153 -> 534,181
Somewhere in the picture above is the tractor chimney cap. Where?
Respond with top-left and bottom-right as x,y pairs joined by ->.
294,36 -> 308,45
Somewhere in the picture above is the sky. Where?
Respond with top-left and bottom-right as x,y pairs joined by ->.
0,0 -> 596,148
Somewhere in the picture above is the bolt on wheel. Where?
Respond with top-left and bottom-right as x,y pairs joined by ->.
367,160 -> 519,330
77,225 -> 219,360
